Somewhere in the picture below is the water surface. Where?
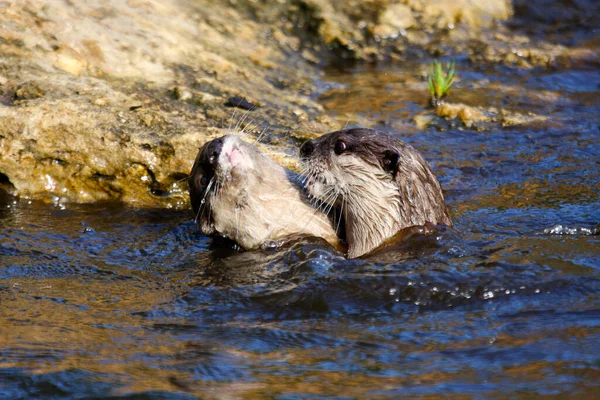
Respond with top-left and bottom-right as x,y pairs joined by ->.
2,38 -> 600,400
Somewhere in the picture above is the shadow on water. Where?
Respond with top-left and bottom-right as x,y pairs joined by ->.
3,5 -> 600,399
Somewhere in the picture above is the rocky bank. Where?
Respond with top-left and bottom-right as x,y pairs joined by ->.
0,0 -> 592,207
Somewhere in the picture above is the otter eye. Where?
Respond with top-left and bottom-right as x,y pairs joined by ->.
333,140 -> 347,155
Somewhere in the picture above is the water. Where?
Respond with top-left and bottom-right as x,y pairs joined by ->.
3,23 -> 600,400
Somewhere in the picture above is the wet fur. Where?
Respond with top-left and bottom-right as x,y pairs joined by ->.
189,135 -> 340,250
300,128 -> 452,258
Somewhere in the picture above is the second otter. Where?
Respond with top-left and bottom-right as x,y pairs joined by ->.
189,135 -> 340,250
299,128 -> 452,258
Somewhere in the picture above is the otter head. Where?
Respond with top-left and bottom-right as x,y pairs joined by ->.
189,135 -> 265,238
300,128 -> 451,258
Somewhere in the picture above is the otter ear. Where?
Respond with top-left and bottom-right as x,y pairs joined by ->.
381,150 -> 400,174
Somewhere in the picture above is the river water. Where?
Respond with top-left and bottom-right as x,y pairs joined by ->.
2,27 -> 600,400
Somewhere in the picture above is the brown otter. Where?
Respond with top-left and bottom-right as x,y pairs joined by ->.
299,127 -> 452,258
188,135 -> 340,250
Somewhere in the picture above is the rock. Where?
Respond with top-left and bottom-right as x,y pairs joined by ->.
0,0 -> 570,208
92,98 -> 110,107
414,114 -> 435,130
55,46 -> 88,76
14,81 -> 45,100
420,0 -> 513,29
375,3 -> 416,38
0,0 -> 331,207
437,102 -> 490,127
225,97 -> 259,111
173,86 -> 193,101
436,102 -> 547,128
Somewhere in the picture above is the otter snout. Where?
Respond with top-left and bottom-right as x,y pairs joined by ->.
299,140 -> 315,159
205,137 -> 223,167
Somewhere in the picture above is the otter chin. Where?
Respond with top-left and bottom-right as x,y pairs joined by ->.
188,135 -> 340,250
299,128 -> 452,259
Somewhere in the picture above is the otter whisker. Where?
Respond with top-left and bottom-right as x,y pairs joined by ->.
254,123 -> 272,144
343,113 -> 351,129
299,170 -> 313,187
176,174 -> 191,184
229,109 -> 254,140
195,176 -> 216,223
227,106 -> 239,133
234,206 -> 240,237
335,195 -> 345,235
296,184 -> 338,237
323,196 -> 337,217
233,108 -> 252,133
304,178 -> 339,214
239,117 -> 259,137
319,188 -> 339,215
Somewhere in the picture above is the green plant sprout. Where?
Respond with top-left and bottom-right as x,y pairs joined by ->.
428,60 -> 456,107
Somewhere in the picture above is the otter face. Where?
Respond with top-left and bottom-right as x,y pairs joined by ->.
188,135 -> 258,235
300,128 -> 451,258
299,128 -> 402,205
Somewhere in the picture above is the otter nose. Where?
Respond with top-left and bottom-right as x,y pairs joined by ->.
206,138 -> 223,166
300,140 -> 315,159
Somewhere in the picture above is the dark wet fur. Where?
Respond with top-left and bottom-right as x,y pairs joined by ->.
188,140 -> 217,233
300,127 -> 452,258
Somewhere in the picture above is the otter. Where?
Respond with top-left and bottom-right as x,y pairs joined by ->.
299,127 -> 452,258
188,135 -> 340,250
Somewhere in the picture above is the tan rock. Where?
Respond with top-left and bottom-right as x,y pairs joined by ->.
379,3 -> 416,32
421,0 -> 512,29
0,0 -> 567,207
436,102 -> 547,128
437,102 -> 490,127
55,46 -> 88,76
0,0 -> 328,207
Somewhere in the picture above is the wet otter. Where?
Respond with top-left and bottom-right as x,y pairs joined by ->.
299,127 -> 452,258
188,135 -> 340,250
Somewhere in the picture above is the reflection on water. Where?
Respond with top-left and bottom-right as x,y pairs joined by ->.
3,34 -> 600,400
